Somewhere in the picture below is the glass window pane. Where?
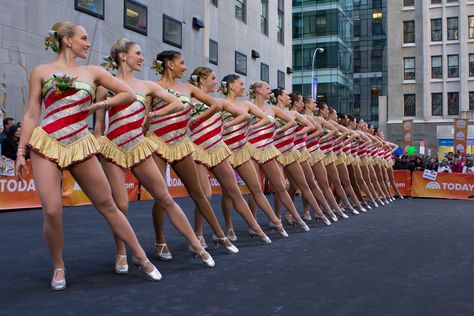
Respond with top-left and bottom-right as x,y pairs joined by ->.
209,39 -> 218,65
431,19 -> 442,41
448,92 -> 459,115
235,51 -> 247,75
75,0 -> 105,19
447,17 -> 459,40
124,0 -> 148,35
448,55 -> 459,78
404,94 -> 416,116
261,63 -> 269,83
277,70 -> 285,89
431,93 -> 443,116
163,15 -> 182,48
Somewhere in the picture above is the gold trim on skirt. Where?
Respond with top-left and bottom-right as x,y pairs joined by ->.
359,156 -> 372,166
147,133 -> 195,163
228,142 -> 254,168
28,126 -> 99,170
335,152 -> 347,166
308,149 -> 325,166
298,149 -> 311,163
250,143 -> 281,164
193,143 -> 232,168
277,151 -> 301,167
98,136 -> 158,169
323,152 -> 337,166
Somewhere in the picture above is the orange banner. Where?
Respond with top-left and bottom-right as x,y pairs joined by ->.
412,171 -> 474,201
390,170 -> 412,196
454,118 -> 469,155
402,118 -> 413,154
0,160 -> 41,210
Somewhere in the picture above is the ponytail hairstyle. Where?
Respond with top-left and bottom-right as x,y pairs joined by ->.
248,80 -> 267,100
189,66 -> 213,87
302,96 -> 311,106
44,21 -> 76,53
271,88 -> 285,106
316,101 -> 327,116
152,50 -> 181,75
102,38 -> 137,71
220,74 -> 240,95
289,92 -> 302,109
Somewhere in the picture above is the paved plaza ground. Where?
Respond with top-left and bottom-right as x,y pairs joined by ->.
0,196 -> 473,315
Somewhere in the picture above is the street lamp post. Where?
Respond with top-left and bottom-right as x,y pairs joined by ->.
311,47 -> 325,101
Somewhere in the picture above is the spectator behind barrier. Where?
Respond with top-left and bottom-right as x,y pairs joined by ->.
462,156 -> 474,174
1,123 -> 28,161
437,158 -> 452,173
0,117 -> 16,143
395,155 -> 411,170
413,156 -> 424,171
451,156 -> 464,173
425,156 -> 438,171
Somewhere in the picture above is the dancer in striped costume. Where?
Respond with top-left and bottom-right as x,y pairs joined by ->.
316,102 -> 364,215
372,129 -> 396,202
148,51 -> 252,258
187,68 -> 275,245
284,92 -> 338,223
270,88 -> 331,226
16,22 -> 161,290
94,39 -> 215,271
243,81 -> 311,232
374,129 -> 403,199
301,97 -> 349,219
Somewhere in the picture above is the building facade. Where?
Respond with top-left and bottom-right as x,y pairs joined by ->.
386,0 -> 474,154
0,0 -> 292,122
353,0 -> 388,126
292,0 -> 354,114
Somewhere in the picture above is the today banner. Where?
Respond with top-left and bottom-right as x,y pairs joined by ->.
412,171 -> 474,201
453,118 -> 469,155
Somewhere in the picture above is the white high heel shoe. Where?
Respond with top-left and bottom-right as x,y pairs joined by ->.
197,236 -> 208,249
115,254 -> 129,274
133,257 -> 162,281
268,221 -> 289,237
249,230 -> 272,244
212,235 -> 239,254
189,246 -> 215,268
51,268 -> 66,291
226,228 -> 238,242
154,243 -> 173,261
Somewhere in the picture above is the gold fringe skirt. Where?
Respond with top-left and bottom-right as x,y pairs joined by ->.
147,133 -> 195,163
308,149 -> 325,166
98,136 -> 158,169
359,156 -> 372,166
277,151 -> 301,167
193,143 -> 232,168
250,144 -> 281,164
298,149 -> 311,163
28,126 -> 99,170
228,142 -> 254,168
346,154 -> 356,166
334,153 -> 347,166
323,152 -> 337,166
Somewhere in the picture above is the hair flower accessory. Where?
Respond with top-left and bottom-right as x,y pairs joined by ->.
52,73 -> 77,95
151,59 -> 164,74
44,30 -> 59,52
218,81 -> 228,95
247,85 -> 256,100
268,93 -> 277,105
191,102 -> 207,117
276,117 -> 287,127
191,75 -> 198,83
101,55 -> 118,71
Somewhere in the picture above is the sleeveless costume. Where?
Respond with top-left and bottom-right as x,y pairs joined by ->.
221,111 -> 254,168
247,114 -> 281,164
320,134 -> 337,166
273,118 -> 301,167
147,89 -> 195,163
307,133 -> 325,166
294,124 -> 310,163
189,101 -> 232,168
98,93 -> 158,169
29,77 -> 99,169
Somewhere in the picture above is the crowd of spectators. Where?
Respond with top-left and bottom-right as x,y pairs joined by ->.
394,151 -> 474,174
0,117 -> 29,161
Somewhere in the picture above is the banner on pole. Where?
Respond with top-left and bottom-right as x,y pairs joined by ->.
402,118 -> 414,154
453,117 -> 469,155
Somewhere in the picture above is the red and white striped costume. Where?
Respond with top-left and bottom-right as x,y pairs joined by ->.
294,124 -> 310,162
273,118 -> 300,166
247,114 -> 280,164
189,102 -> 231,167
222,111 -> 253,168
28,77 -> 99,169
99,93 -> 158,169
320,135 -> 336,166
147,89 -> 195,163
333,134 -> 346,166
307,133 -> 325,165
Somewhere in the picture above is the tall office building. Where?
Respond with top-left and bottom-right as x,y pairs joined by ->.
353,0 -> 388,126
386,0 -> 474,153
292,0 -> 354,114
0,0 -> 292,122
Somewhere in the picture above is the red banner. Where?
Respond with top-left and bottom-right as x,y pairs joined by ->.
0,161 -> 41,210
402,118 -> 414,154
454,118 -> 469,155
412,171 -> 474,201
390,170 -> 412,197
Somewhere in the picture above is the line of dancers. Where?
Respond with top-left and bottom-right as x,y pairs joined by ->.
15,22 -> 404,291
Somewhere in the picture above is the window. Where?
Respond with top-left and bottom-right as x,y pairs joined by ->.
404,94 -> 416,116
447,17 -> 459,40
163,15 -> 182,48
75,0 -> 104,19
235,51 -> 247,75
261,63 -> 269,83
372,9 -> 384,35
403,0 -> 414,7
277,0 -> 285,45
470,54 -> 474,77
124,0 -> 147,35
431,19 -> 442,41
211,0 -> 218,7
447,0 -> 458,2
432,93 -> 443,116
277,70 -> 285,89
469,16 -> 474,39
209,39 -> 218,65
469,92 -> 474,110
404,57 -> 415,80
235,0 -> 246,23
354,19 -> 361,37
448,92 -> 459,115
431,0 -> 441,4
431,56 -> 442,78
403,21 -> 415,43
261,0 -> 268,35
448,55 -> 459,78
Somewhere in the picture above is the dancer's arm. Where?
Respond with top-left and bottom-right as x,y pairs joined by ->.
274,107 -> 296,133
189,83 -> 222,119
146,81 -> 184,118
292,112 -> 315,135
93,86 -> 108,137
247,103 -> 271,129
221,100 -> 250,127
